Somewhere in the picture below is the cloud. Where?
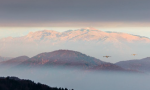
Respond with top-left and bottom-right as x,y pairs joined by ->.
0,0 -> 150,27
0,21 -> 150,27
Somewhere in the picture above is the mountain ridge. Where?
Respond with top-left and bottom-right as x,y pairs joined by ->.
116,57 -> 150,72
0,76 -> 71,90
0,56 -> 12,62
1,28 -> 150,42
17,50 -> 124,71
0,56 -> 29,67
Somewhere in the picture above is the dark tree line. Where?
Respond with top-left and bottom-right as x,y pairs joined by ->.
0,76 -> 74,90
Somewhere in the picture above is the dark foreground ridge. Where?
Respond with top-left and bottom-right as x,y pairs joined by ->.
0,76 -> 73,90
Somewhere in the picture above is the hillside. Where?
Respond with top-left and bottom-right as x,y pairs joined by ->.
116,57 -> 150,72
0,56 -> 29,67
18,50 -> 124,71
0,76 -> 71,90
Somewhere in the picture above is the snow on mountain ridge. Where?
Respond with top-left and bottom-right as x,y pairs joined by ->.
1,28 -> 150,42
26,30 -> 60,40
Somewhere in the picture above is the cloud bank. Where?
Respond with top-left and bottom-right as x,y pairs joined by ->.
0,0 -> 150,27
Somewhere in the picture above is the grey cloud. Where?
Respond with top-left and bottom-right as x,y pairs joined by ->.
0,0 -> 150,26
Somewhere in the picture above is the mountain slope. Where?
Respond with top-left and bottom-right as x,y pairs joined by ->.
18,50 -> 124,71
1,27 -> 150,43
0,76 -> 71,90
116,57 -> 150,72
0,56 -> 29,67
12,27 -> 150,42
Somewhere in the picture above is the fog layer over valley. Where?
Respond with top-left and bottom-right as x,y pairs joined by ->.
0,50 -> 150,90
0,67 -> 150,90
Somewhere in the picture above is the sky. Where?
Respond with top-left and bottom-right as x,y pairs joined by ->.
0,0 -> 150,27
0,0 -> 150,38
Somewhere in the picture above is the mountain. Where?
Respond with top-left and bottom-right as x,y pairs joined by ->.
0,56 -> 29,67
115,57 -> 150,72
7,27 -> 149,42
14,27 -> 150,42
18,50 -> 124,71
0,27 -> 150,62
0,76 -> 71,90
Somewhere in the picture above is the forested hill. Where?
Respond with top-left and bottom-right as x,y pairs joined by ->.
0,76 -> 73,90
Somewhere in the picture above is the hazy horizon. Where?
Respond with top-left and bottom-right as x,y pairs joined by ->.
0,0 -> 150,90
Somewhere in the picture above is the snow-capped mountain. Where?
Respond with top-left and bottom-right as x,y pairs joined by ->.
2,27 -> 149,42
7,27 -> 149,42
0,27 -> 150,62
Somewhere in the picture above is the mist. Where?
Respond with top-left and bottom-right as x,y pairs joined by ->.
0,67 -> 150,90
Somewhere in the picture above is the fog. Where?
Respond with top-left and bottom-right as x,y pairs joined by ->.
0,67 -> 150,90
